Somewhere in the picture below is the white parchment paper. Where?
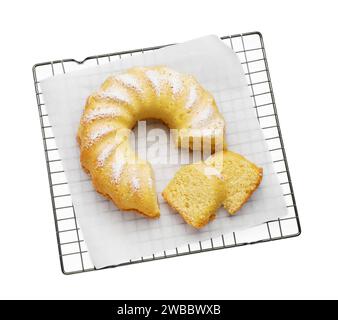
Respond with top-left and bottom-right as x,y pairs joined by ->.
41,35 -> 287,268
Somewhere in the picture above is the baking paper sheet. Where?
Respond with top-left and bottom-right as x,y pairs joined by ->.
41,35 -> 287,268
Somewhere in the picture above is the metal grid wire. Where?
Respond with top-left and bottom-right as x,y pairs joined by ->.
32,31 -> 301,275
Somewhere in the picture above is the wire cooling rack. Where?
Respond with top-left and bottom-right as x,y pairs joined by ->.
32,31 -> 301,275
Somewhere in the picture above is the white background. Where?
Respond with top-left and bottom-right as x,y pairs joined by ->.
0,0 -> 337,300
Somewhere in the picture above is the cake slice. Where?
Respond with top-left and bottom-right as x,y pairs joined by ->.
205,150 -> 263,214
162,163 -> 227,228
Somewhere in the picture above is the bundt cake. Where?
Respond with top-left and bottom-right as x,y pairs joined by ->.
205,150 -> 263,214
162,162 -> 227,228
77,66 -> 226,218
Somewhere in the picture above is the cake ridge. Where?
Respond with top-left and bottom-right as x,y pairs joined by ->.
98,85 -> 132,104
115,73 -> 143,93
87,125 -> 114,146
83,106 -> 123,123
185,84 -> 198,110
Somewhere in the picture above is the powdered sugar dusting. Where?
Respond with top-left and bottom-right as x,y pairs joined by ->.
185,85 -> 197,109
99,87 -> 131,104
131,176 -> 141,191
84,107 -> 122,122
88,126 -> 113,144
115,73 -> 143,93
190,105 -> 215,127
97,141 -> 119,167
167,71 -> 183,95
111,160 -> 125,183
145,70 -> 162,96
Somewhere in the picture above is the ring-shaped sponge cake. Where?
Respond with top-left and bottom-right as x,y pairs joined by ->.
77,66 -> 226,218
